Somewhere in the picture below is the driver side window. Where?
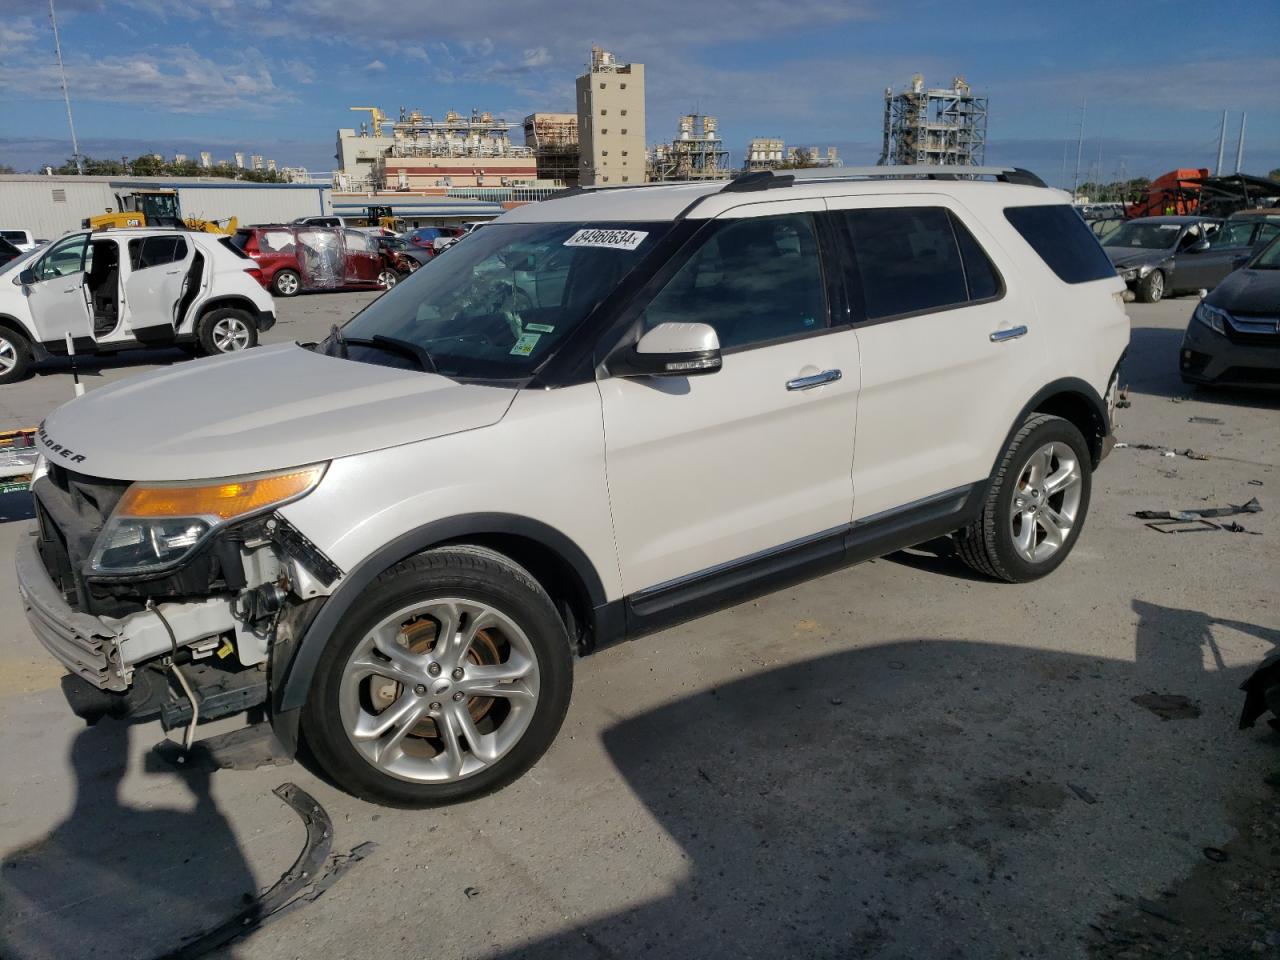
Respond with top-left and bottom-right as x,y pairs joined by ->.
35,234 -> 89,281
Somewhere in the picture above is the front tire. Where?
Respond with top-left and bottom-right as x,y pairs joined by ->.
0,327 -> 33,385
955,414 -> 1092,583
196,308 -> 258,355
377,268 -> 400,290
303,546 -> 573,807
1135,270 -> 1165,303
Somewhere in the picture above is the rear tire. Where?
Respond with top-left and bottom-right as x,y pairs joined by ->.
302,545 -> 573,807
196,308 -> 258,355
1135,270 -> 1164,303
955,414 -> 1092,583
272,269 -> 301,297
0,327 -> 33,385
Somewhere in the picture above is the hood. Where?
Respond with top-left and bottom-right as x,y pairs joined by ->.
1104,247 -> 1167,269
1206,267 -> 1280,315
38,343 -> 518,482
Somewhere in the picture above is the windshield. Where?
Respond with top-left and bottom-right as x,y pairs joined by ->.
1249,234 -> 1280,269
334,221 -> 671,380
1102,221 -> 1183,250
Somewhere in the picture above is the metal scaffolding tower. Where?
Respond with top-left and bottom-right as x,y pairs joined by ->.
879,74 -> 988,167
648,115 -> 730,181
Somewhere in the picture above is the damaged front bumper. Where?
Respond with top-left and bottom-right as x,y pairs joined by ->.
17,531 -> 240,692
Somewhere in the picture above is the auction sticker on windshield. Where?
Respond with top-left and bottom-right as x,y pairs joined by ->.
510,332 -> 541,356
564,228 -> 649,251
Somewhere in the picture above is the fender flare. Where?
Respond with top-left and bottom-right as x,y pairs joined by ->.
276,513 -> 610,712
992,377 -> 1109,477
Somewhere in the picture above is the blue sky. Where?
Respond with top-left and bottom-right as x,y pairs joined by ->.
2,0 -> 1277,186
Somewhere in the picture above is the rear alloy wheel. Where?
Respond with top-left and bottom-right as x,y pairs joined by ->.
272,269 -> 301,297
197,308 -> 259,355
0,327 -> 33,385
303,546 -> 573,806
955,413 -> 1092,583
377,268 -> 400,290
1136,269 -> 1164,303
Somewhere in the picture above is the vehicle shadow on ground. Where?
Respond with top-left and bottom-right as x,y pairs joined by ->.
32,348 -> 190,380
0,719 -> 257,960
1126,325 -> 1280,409
488,600 -> 1279,960
882,536 -> 991,582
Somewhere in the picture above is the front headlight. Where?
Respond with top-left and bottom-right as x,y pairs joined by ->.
88,464 -> 327,576
1193,302 -> 1229,336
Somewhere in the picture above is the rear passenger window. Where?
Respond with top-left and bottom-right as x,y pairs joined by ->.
642,214 -> 827,350
128,236 -> 187,270
1004,205 -> 1115,284
843,207 -> 969,320
952,214 -> 1001,301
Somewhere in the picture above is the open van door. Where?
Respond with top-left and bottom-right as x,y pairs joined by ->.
122,235 -> 193,345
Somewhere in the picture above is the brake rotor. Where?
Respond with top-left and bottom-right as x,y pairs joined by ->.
367,616 -> 504,742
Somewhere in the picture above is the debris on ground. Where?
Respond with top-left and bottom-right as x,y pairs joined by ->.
155,783 -> 374,960
1113,442 -> 1213,460
1132,693 -> 1201,720
1188,416 -> 1223,425
1135,497 -> 1263,534
1088,787 -> 1280,959
1068,782 -> 1098,804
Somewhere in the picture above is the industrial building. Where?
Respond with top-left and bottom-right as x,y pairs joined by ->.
576,46 -> 646,186
879,74 -> 988,167
746,137 -> 786,171
335,107 -> 538,191
649,115 -> 730,182
745,139 -> 841,171
523,112 -> 580,187
0,174 -> 331,239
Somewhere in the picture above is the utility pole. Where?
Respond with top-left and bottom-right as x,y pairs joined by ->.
1234,113 -> 1246,174
1071,99 -> 1086,201
1215,110 -> 1227,175
48,0 -> 82,173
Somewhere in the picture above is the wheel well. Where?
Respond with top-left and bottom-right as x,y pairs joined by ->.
1033,391 -> 1105,465
445,533 -> 593,653
194,296 -> 259,328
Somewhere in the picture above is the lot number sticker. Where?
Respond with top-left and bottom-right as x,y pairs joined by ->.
564,228 -> 649,251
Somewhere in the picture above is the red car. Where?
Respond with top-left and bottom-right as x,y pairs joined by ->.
232,225 -> 402,297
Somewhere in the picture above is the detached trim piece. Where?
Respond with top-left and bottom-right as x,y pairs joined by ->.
270,513 -> 342,587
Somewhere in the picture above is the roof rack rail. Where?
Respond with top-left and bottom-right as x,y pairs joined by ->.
721,165 -> 1048,193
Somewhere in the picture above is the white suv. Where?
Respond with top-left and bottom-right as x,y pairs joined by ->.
17,166 -> 1128,806
0,227 -> 277,383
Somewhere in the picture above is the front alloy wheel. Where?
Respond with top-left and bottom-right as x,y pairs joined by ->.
338,598 -> 540,783
304,546 -> 572,806
377,268 -> 399,289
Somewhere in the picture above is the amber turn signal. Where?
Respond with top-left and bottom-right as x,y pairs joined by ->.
117,465 -> 326,520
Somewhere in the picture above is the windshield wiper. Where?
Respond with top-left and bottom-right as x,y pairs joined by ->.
343,334 -> 440,374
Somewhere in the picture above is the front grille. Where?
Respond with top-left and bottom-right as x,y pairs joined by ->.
1226,315 -> 1280,348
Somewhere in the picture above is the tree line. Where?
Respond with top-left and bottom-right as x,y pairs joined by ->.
39,155 -> 288,182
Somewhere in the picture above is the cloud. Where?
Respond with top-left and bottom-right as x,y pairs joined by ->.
0,18 -> 38,55
0,45 -> 291,114
282,58 -> 315,84
364,59 -> 386,72
403,45 -> 429,62
521,47 -> 552,68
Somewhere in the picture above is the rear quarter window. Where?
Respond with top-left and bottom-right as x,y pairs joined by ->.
1004,205 -> 1116,284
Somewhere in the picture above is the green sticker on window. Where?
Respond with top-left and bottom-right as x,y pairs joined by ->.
509,332 -> 541,356
525,323 -> 555,333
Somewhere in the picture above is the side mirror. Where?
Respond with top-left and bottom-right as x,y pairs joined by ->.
17,268 -> 36,286
1187,238 -> 1210,254
614,322 -> 722,377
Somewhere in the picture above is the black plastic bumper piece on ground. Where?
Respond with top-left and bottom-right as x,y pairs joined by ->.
156,783 -> 334,960
61,669 -> 167,724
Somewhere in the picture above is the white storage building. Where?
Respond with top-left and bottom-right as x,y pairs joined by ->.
0,175 -> 332,240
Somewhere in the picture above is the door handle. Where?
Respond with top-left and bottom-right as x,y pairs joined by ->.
990,325 -> 1028,343
165,269 -> 183,275
62,286 -> 80,293
786,369 -> 842,391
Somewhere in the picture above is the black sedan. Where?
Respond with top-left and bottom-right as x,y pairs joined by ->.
1181,235 -> 1280,389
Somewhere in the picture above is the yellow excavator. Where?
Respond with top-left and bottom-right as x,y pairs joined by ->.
83,189 -> 238,234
